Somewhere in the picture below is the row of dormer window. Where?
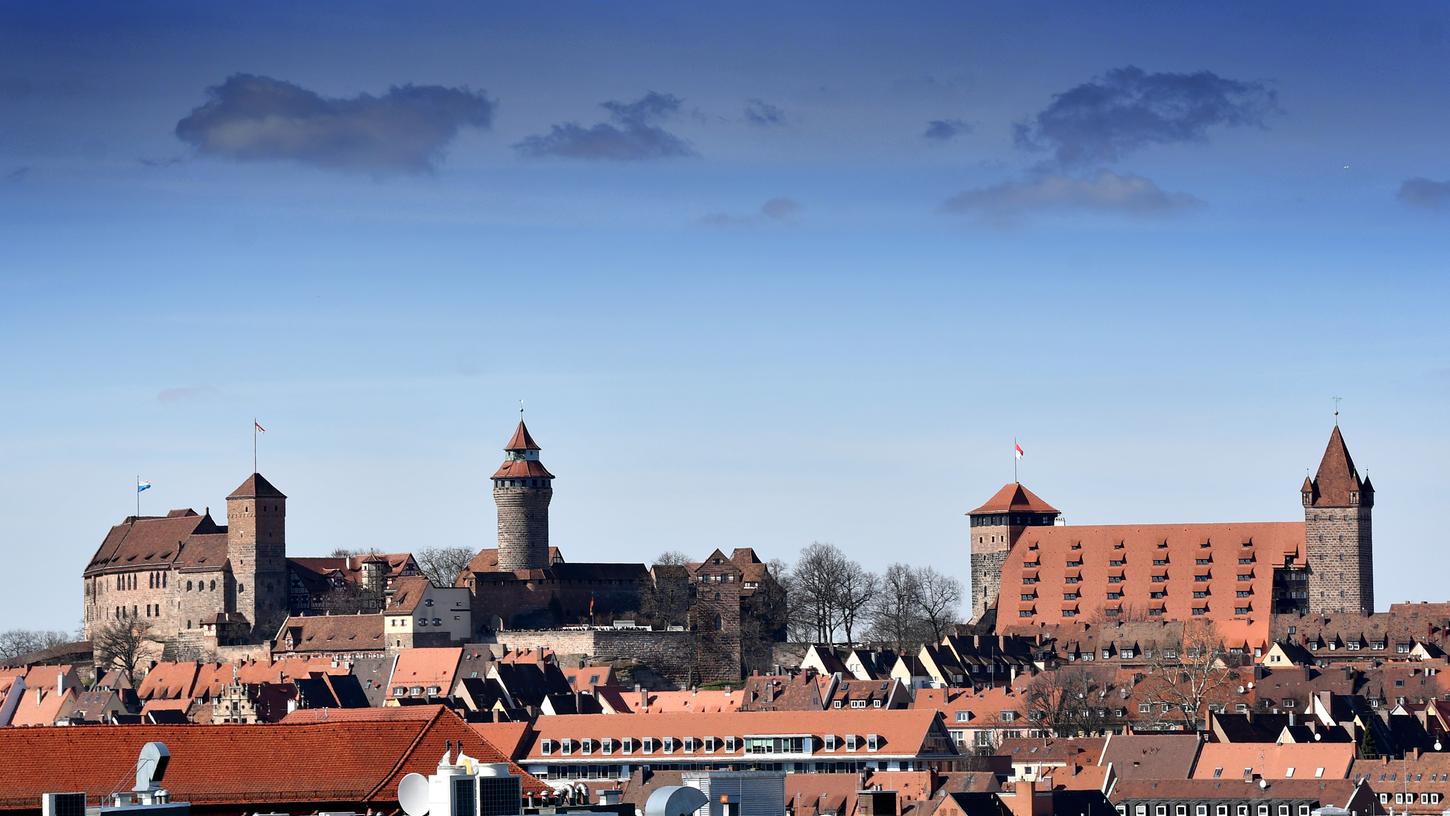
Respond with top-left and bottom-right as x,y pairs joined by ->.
538,733 -> 882,756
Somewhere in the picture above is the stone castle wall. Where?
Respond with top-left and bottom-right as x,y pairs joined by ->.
491,628 -> 703,687
970,546 -> 1010,620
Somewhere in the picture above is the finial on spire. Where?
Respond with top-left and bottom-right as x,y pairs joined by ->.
1332,396 -> 1342,425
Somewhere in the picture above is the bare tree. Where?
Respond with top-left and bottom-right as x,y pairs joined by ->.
1138,618 -> 1241,730
93,619 -> 156,684
655,551 -> 693,567
867,563 -> 933,654
1025,666 -> 1121,739
792,542 -> 851,643
836,566 -> 879,645
416,546 -> 476,586
640,560 -> 692,628
915,566 -> 964,641
0,629 -> 74,662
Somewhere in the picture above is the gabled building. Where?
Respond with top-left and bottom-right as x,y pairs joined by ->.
979,426 -> 1377,646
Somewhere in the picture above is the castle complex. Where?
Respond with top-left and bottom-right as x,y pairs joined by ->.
82,418 -> 785,683
972,425 -> 1376,645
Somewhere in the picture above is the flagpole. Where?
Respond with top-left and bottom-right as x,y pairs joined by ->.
1013,438 -> 1019,483
253,417 -> 258,474
136,475 -> 140,516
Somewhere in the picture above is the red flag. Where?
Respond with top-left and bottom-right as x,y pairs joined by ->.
1014,441 -> 1024,460
255,420 -> 267,433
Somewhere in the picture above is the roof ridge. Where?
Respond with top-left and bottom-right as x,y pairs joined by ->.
366,705 -> 446,801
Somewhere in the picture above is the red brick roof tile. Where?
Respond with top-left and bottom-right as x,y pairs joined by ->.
0,706 -> 545,811
506,420 -> 541,452
969,483 -> 1059,516
1306,426 -> 1366,507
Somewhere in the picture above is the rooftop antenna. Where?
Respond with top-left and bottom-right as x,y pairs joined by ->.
1332,396 -> 1342,426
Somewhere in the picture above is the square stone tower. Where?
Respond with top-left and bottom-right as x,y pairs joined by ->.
968,482 -> 1060,620
1302,425 -> 1374,615
226,473 -> 289,639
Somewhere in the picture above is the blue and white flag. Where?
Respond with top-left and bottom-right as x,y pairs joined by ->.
137,480 -> 152,493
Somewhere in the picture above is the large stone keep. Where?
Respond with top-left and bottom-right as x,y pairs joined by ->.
492,419 -> 554,572
967,482 -> 1060,620
1302,424 -> 1375,615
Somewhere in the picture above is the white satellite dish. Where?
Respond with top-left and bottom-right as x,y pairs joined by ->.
399,772 -> 430,816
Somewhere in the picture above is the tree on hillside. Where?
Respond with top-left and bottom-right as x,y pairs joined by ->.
835,566 -> 879,645
93,618 -> 156,684
0,629 -> 74,662
792,542 -> 852,643
654,551 -> 693,567
416,546 -> 476,586
915,566 -> 964,641
1024,665 -> 1121,739
1137,618 -> 1240,731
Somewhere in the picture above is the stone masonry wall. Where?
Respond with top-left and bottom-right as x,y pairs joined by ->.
494,486 -> 551,571
970,548 -> 1009,621
491,628 -> 702,688
1306,506 -> 1374,614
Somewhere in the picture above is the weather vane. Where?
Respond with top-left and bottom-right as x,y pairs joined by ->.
1332,396 -> 1342,425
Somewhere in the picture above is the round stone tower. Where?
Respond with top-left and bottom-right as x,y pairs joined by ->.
492,419 -> 554,571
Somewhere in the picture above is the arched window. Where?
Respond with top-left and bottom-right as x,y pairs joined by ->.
187,580 -> 193,591
210,580 -> 217,591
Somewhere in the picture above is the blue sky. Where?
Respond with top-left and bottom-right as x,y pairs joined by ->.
2,2 -> 1449,631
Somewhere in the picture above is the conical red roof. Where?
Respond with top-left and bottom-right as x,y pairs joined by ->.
968,482 -> 1059,516
505,421 -> 541,452
1307,425 -> 1363,507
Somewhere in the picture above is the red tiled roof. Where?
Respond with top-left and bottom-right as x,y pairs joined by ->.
492,459 -> 555,479
469,721 -> 533,758
996,522 -> 1304,649
0,706 -> 546,810
506,420 -> 541,452
969,483 -> 1059,516
276,615 -> 386,654
8,687 -> 74,727
463,547 -> 563,576
387,647 -> 463,699
138,662 -> 201,701
226,472 -> 287,500
85,511 -> 224,574
288,553 -> 420,587
1193,742 -> 1355,780
1306,426 -> 1366,507
521,709 -> 953,761
387,575 -> 434,614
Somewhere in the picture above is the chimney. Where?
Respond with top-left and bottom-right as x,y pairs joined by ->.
1003,777 -> 1050,816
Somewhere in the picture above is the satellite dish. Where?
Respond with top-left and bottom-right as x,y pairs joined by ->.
399,772 -> 430,816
